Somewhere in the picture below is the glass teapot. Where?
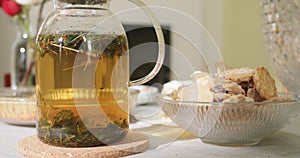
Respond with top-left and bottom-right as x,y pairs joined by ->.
35,0 -> 164,147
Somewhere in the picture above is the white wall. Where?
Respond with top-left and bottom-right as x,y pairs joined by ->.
222,0 -> 269,69
111,0 -> 223,80
0,0 -> 223,86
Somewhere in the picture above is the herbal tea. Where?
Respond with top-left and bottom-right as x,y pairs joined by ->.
35,33 -> 129,147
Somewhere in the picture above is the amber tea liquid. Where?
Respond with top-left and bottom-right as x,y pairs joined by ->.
35,34 -> 129,147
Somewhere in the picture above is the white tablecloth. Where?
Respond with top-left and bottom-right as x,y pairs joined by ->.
1,104 -> 300,158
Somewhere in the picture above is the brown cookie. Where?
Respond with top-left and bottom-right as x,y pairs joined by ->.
225,67 -> 254,83
265,96 -> 291,102
247,87 -> 266,102
223,94 -> 249,103
223,81 -> 245,95
253,66 -> 277,99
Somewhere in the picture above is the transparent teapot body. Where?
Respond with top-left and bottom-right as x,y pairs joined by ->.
36,1 -> 129,147
36,0 -> 164,147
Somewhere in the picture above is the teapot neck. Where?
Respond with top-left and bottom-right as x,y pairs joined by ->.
54,0 -> 111,9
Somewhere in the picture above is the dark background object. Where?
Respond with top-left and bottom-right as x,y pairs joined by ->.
124,24 -> 171,90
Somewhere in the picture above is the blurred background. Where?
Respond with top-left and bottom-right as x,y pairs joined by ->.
0,0 -> 272,87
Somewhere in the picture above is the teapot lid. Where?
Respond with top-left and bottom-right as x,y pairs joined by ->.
57,0 -> 109,5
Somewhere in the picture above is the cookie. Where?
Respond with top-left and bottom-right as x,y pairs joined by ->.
176,85 -> 198,102
225,67 -> 254,83
247,87 -> 266,102
223,94 -> 253,103
214,93 -> 233,102
191,71 -> 209,83
253,66 -> 277,99
222,80 -> 245,95
265,96 -> 290,102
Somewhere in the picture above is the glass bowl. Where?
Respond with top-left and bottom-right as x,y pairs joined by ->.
159,93 -> 300,146
0,87 -> 36,126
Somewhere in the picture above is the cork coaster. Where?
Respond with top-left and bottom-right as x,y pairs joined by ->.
18,132 -> 149,158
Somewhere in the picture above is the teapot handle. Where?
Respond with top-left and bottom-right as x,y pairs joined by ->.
127,0 -> 165,87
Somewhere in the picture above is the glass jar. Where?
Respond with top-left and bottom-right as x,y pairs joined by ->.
11,28 -> 28,89
35,0 -> 164,147
11,9 -> 35,89
261,0 -> 300,97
